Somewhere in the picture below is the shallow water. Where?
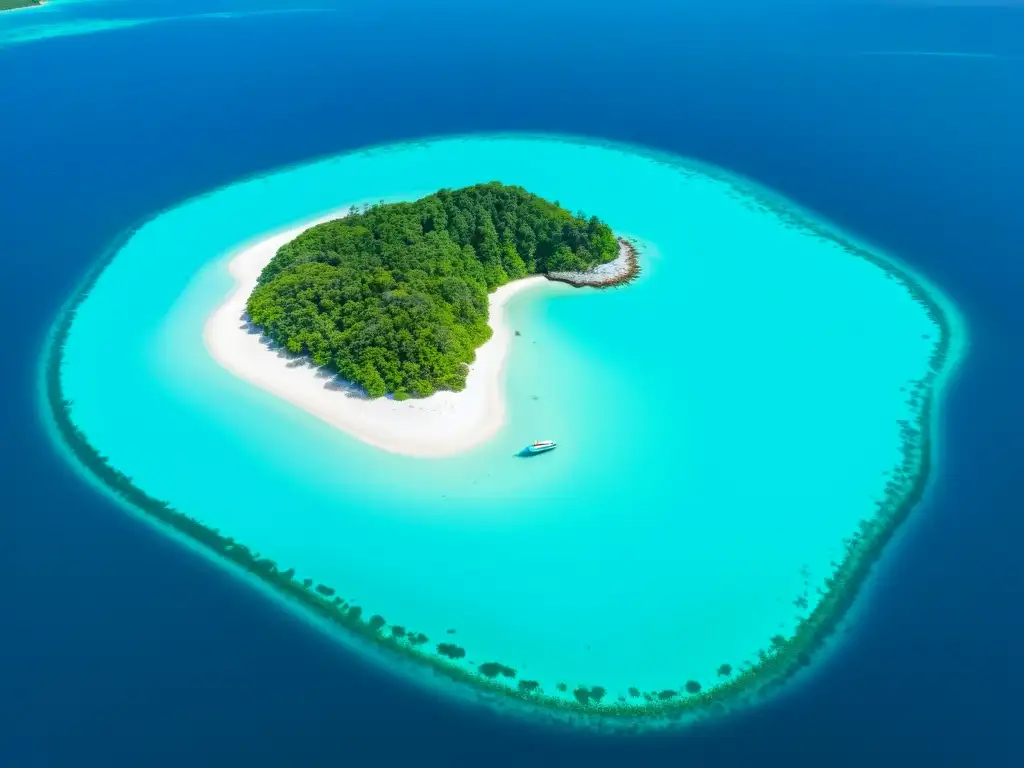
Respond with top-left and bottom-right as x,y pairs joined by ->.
59,134 -> 948,709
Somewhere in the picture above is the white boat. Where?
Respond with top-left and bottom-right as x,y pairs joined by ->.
525,439 -> 556,454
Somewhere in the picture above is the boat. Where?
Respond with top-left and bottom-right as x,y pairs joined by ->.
525,439 -> 556,454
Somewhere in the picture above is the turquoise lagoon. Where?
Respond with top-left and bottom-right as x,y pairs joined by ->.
50,135 -> 960,726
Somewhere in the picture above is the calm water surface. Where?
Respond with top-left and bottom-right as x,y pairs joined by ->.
2,0 -> 1019,764
60,135 -> 952,705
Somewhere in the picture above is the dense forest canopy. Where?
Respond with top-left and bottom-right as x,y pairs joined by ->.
246,182 -> 618,399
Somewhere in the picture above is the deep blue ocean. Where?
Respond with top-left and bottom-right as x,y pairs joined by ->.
2,0 -> 1021,765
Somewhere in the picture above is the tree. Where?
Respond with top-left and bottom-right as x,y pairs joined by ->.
246,183 -> 618,398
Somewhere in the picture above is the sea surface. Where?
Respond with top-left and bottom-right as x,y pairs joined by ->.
2,0 -> 1021,765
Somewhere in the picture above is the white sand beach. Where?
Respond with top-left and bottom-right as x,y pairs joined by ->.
203,210 -> 550,457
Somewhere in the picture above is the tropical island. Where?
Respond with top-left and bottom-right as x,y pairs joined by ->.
245,182 -> 633,400
48,134 -> 963,731
0,0 -> 45,11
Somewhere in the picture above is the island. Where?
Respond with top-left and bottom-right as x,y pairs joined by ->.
201,182 -> 639,457
245,182 -> 633,400
0,0 -> 45,11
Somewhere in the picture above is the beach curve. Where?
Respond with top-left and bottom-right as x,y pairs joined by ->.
203,209 -> 552,458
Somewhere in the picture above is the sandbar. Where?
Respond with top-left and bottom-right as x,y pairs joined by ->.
203,210 -> 551,457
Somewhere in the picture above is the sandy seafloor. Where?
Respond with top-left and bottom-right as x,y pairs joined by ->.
58,134 -> 960,713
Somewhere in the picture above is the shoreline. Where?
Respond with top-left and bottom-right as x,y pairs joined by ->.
1,0 -> 46,12
203,209 -> 553,458
40,133 -> 966,731
546,237 -> 640,288
203,214 -> 636,458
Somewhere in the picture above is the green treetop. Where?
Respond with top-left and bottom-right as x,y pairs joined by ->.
0,0 -> 46,10
246,182 -> 618,399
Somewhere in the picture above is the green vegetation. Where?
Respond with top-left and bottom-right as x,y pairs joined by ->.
1,1 -> 44,10
246,183 -> 618,398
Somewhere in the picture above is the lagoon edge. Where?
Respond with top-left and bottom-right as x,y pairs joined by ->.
38,133 -> 963,731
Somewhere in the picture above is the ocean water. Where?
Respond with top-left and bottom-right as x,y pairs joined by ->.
2,0 -> 1021,765
58,132 -> 956,712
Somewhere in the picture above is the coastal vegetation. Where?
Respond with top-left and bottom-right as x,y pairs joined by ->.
0,0 -> 44,10
245,183 -> 619,399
